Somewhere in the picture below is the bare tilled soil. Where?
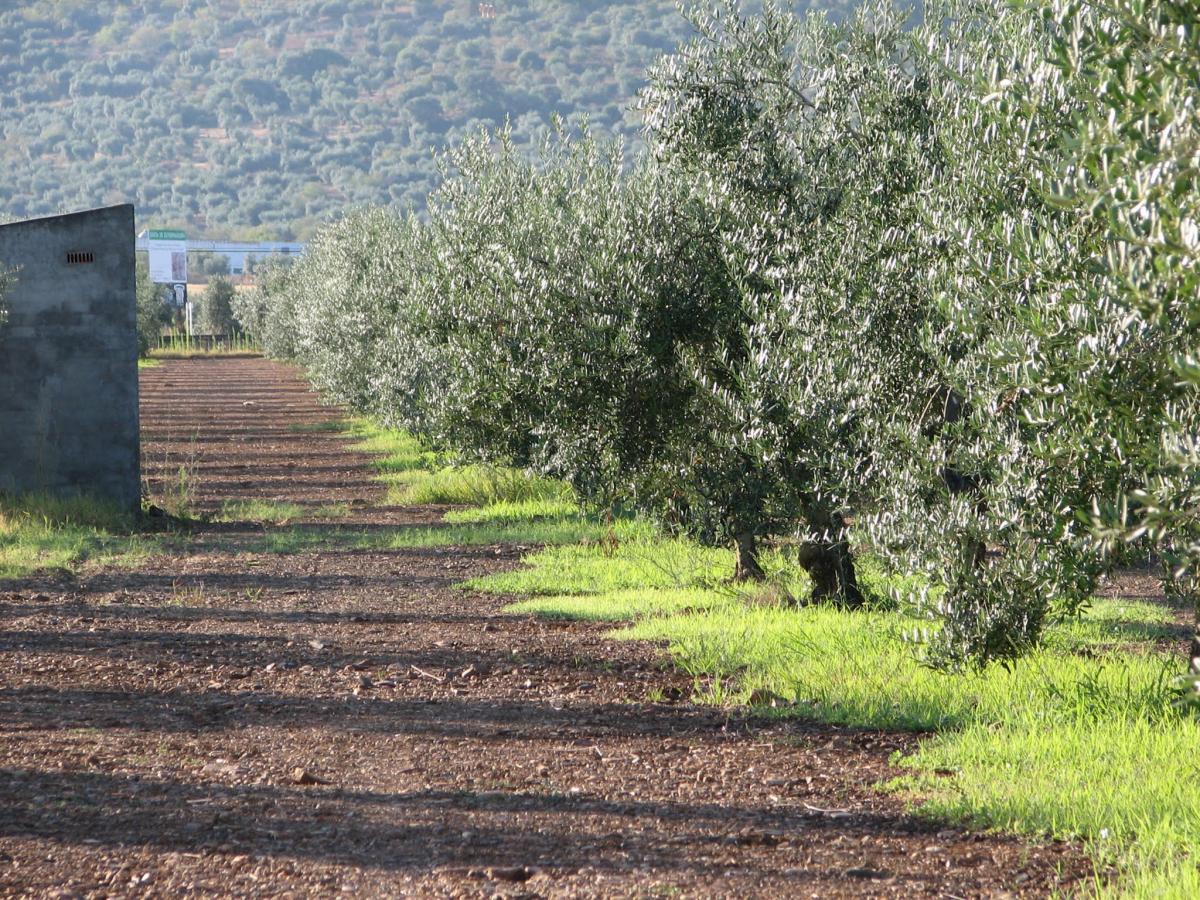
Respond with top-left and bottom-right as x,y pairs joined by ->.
0,357 -> 1092,898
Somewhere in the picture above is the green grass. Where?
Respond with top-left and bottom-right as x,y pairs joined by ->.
216,499 -> 348,525
382,463 -> 571,506
443,496 -> 582,524
137,358 -> 162,369
192,418 -> 602,555
505,586 -> 728,621
0,493 -> 157,578
465,525 -> 1200,896
152,332 -> 260,357
386,517 -> 602,548
908,712 -> 1200,897
331,418 -> 580,511
287,420 -> 353,434
343,420 -> 442,474
237,516 -> 607,555
466,519 -> 729,595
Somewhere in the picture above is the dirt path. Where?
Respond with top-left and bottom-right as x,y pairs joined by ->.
0,357 -> 1089,898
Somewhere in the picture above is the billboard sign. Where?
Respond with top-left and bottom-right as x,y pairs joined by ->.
147,229 -> 187,284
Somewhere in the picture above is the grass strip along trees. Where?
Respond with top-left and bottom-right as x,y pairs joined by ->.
247,0 -> 1200,681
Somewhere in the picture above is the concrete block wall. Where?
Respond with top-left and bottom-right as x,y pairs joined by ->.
0,205 -> 141,511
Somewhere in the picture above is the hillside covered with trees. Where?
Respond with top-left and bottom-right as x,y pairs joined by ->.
0,0 -> 852,239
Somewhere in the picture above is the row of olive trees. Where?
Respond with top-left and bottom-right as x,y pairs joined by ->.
248,0 -> 1199,673
258,0 -> 951,606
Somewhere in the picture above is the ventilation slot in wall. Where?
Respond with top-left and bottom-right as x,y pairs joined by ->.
66,251 -> 94,265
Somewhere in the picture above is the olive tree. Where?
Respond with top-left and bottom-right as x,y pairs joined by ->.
135,258 -> 172,357
197,275 -> 237,336
853,0 -> 1199,668
411,127 -> 705,511
838,0 -> 1113,667
1016,0 -> 1200,690
231,260 -> 277,341
240,257 -> 303,361
636,0 -> 956,601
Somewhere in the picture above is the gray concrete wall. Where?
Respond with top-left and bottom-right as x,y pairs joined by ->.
0,205 -> 141,511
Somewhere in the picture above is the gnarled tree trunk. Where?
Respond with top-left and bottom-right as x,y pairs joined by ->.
937,387 -> 990,570
1190,602 -> 1200,681
733,531 -> 766,582
1159,562 -> 1200,700
796,510 -> 864,608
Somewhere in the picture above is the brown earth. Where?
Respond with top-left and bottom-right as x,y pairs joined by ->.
0,357 -> 1094,898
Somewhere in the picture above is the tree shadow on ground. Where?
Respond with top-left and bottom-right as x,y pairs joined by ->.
0,764 -> 955,886
0,599 -> 518,630
0,666 -> 729,740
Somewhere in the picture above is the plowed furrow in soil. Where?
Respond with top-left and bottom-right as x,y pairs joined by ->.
0,357 -> 1091,898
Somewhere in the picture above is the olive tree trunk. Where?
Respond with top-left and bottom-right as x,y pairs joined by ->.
1159,563 -> 1200,701
1190,602 -> 1200,680
733,531 -> 766,582
796,510 -> 864,608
